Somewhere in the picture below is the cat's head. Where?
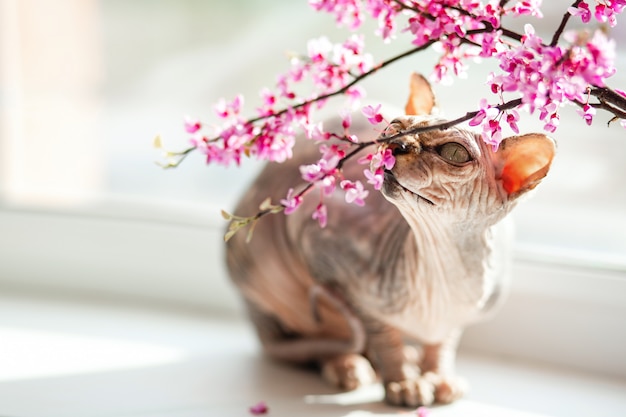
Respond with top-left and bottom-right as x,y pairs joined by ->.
379,73 -> 556,226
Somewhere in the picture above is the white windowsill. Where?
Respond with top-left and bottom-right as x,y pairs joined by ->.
1,198 -> 625,380
1,293 -> 625,417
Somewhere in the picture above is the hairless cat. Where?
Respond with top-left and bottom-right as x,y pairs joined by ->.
226,73 -> 555,407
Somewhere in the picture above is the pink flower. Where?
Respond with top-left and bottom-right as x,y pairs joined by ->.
341,180 -> 369,206
480,119 -> 503,150
469,99 -> 499,127
319,175 -> 337,196
299,145 -> 344,183
543,113 -> 560,133
300,163 -> 325,182
370,147 -> 395,171
214,95 -> 244,119
304,120 -> 328,141
340,109 -> 352,131
312,203 -> 328,227
362,104 -> 384,124
594,4 -> 618,26
249,401 -> 268,415
510,0 -> 544,18
364,168 -> 384,190
415,406 -> 431,417
506,109 -> 520,134
184,116 -> 201,134
578,104 -> 596,126
345,85 -> 366,105
309,0 -> 364,30
568,1 -> 591,23
281,188 -> 303,215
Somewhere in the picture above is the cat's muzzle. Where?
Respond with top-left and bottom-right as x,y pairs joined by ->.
382,169 -> 434,206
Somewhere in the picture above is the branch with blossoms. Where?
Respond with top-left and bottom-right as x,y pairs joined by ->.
155,0 -> 626,241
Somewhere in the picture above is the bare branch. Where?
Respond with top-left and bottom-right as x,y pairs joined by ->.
550,0 -> 584,47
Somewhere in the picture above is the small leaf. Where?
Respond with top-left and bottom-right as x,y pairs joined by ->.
228,220 -> 244,232
221,210 -> 234,220
224,229 -> 237,242
259,197 -> 273,211
153,135 -> 163,149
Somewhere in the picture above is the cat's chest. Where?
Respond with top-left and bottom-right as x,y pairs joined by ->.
384,285 -> 486,344
374,243 -> 495,344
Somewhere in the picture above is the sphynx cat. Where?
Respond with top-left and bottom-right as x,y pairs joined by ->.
226,74 -> 555,407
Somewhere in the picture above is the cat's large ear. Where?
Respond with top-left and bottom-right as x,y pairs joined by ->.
405,72 -> 436,116
494,133 -> 556,198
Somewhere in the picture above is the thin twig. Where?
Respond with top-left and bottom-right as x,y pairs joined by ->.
550,0 -> 583,47
245,41 -> 436,126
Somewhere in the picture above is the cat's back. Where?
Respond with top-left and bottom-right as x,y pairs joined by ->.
225,119 -> 398,335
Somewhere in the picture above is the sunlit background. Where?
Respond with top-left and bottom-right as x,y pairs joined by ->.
2,0 -> 625,263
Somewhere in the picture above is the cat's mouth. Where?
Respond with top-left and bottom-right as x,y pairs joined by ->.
383,170 -> 435,206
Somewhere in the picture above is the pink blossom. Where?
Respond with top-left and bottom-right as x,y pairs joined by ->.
415,406 -> 431,417
341,180 -> 369,206
345,85 -> 366,104
340,108 -> 352,131
370,147 -> 395,171
509,0 -> 544,18
480,118 -> 503,150
506,109 -> 520,134
184,116 -> 201,134
214,95 -> 244,119
309,0 -> 364,30
249,401 -> 268,415
300,162 -> 325,182
577,104 -> 596,126
469,99 -> 499,127
362,104 -> 384,124
304,120 -> 328,141
300,144 -> 344,182
568,1 -> 591,23
312,203 -> 328,227
319,175 -> 337,196
543,113 -> 560,133
478,31 -> 506,58
281,188 -> 303,215
364,168 -> 384,190
594,4 -> 618,27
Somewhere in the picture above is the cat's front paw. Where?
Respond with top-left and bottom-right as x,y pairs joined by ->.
429,373 -> 467,404
384,373 -> 467,407
321,353 -> 377,391
384,377 -> 435,407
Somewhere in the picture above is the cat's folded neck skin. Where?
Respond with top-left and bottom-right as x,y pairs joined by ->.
371,115 -> 555,342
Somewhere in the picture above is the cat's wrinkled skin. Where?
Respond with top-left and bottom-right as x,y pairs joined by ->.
226,74 -> 555,407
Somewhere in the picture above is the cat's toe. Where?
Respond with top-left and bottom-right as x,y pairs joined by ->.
321,354 -> 377,391
383,373 -> 467,407
434,375 -> 468,404
384,378 -> 435,407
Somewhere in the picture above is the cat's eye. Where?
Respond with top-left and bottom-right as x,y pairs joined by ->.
437,142 -> 471,164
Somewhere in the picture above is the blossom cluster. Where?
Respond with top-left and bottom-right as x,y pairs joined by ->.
569,0 -> 626,27
308,0 -> 623,145
171,0 -> 625,232
471,24 -> 619,146
187,34 -> 373,170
